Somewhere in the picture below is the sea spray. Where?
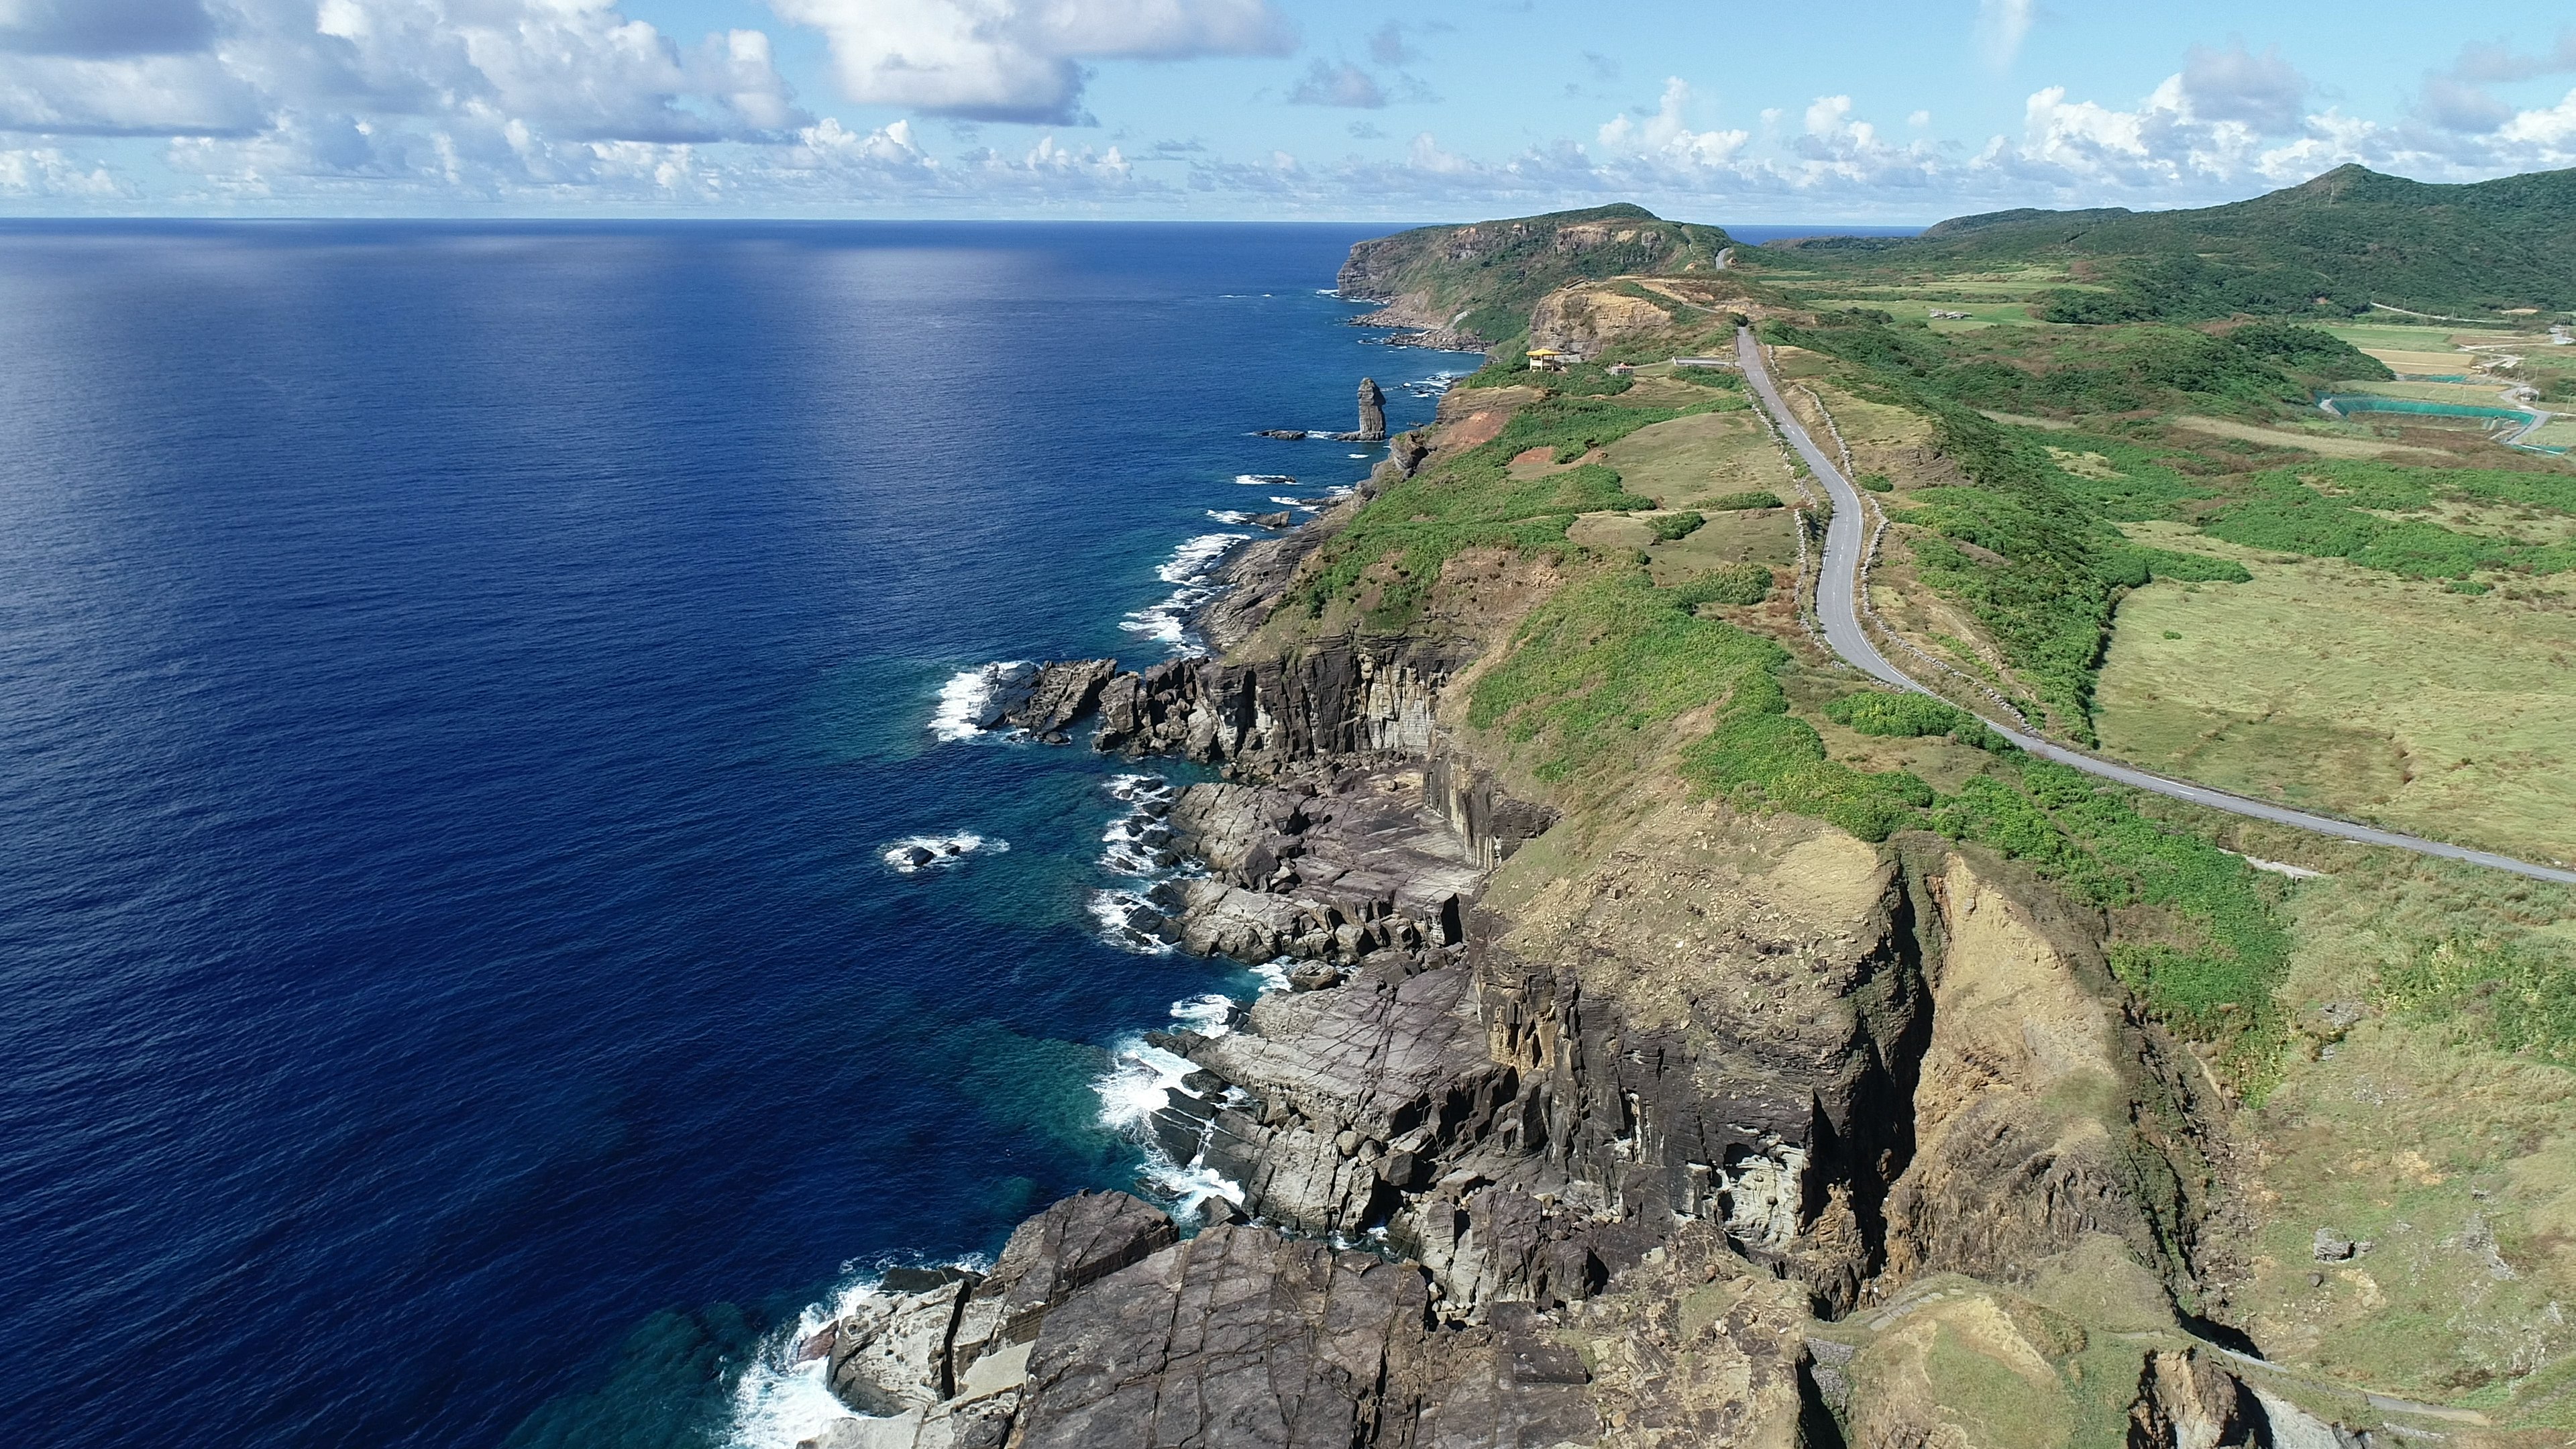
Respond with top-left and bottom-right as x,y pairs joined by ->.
881,834 -> 1006,874
718,1255 -> 989,1449
1087,773 -> 1183,953
1118,532 -> 1246,654
927,661 -> 1030,743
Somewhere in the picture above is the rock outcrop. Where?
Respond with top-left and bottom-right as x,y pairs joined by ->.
1353,378 -> 1387,442
1525,282 -> 1678,359
977,659 -> 1116,737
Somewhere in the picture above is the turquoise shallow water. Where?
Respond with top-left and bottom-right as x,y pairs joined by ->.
0,220 -> 1476,1448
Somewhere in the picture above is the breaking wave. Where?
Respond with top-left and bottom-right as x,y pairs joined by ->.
881,833 -> 1005,873
927,661 -> 1028,743
1118,533 -> 1244,653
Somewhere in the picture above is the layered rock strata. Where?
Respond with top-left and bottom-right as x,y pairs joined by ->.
859,457 -> 2274,1444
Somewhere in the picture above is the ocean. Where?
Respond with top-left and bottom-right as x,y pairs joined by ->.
0,221 -> 1476,1448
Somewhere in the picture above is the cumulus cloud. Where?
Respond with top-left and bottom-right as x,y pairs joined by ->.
0,142 -> 123,193
2418,29 -> 2576,133
0,0 -> 810,146
2179,40 -> 2308,133
765,0 -> 1294,124
1597,78 -> 1749,166
0,0 -> 217,57
1289,60 -> 1383,109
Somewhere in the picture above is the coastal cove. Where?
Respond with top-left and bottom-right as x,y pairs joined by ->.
0,221 -> 1474,1449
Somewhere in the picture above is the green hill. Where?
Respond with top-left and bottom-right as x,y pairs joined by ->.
1336,203 -> 1735,344
1767,164 -> 2576,320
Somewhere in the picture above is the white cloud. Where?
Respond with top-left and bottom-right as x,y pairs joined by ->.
0,0 -> 217,58
2180,39 -> 2308,134
1977,0 -> 2035,68
1289,60 -> 1383,109
2418,30 -> 2576,133
763,0 -> 1293,124
1597,78 -> 1748,167
0,142 -> 123,193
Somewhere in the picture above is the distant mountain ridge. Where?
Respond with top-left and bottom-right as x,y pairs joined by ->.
1786,164 -> 2576,318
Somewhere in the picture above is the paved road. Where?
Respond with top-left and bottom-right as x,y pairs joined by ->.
1730,326 -> 2576,887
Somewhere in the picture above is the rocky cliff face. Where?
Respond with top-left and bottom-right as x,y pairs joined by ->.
1525,283 -> 1680,358
854,436 -> 2275,1446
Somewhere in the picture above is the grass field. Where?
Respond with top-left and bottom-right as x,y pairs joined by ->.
2096,524 -> 2576,864
2219,860 -> 2576,1419
1595,407 -> 1799,507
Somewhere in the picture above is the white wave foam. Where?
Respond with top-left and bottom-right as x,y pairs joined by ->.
1096,1037 -> 1197,1131
1205,508 -> 1253,524
1249,959 -> 1292,996
1140,1161 -> 1246,1219
1087,888 -> 1172,953
1169,992 -> 1238,1038
883,833 -> 1005,873
927,661 -> 1028,743
1235,473 -> 1297,486
1120,533 -> 1246,653
719,1256 -> 998,1449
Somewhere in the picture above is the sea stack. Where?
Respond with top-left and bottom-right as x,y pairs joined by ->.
1354,378 -> 1387,441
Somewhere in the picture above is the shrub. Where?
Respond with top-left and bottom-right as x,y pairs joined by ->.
1649,511 -> 1706,541
1860,472 -> 1895,492
1824,690 -> 1968,737
2132,547 -> 2253,584
1706,490 -> 1786,511
1670,562 -> 1772,608
1674,367 -> 1745,389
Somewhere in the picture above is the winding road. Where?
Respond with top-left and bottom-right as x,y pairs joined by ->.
1731,326 -> 2576,887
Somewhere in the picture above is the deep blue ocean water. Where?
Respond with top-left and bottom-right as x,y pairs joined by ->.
0,221 -> 1474,1449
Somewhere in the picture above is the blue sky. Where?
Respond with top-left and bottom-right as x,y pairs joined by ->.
3,0 -> 2573,219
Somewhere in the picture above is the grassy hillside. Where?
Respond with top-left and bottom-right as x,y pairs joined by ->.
1336,203 -> 1736,344
1761,164 -> 2576,320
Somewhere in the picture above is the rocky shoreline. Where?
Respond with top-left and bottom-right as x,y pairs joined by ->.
788,370 -> 2372,1448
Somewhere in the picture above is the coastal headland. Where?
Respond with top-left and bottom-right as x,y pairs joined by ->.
792,172 -> 2576,1449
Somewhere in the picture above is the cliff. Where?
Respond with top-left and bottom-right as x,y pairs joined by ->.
1338,205 -> 1735,347
776,211 -> 2528,1446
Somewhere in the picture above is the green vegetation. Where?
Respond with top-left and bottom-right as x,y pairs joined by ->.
1825,690 -> 1970,737
1706,490 -> 1785,511
2197,470 -> 2576,580
1647,510 -> 1705,541
1764,164 -> 2576,317
1859,472 -> 1894,492
1338,202 -> 1736,345
1293,392 -> 1702,629
2096,543 -> 2576,863
1457,566 -> 2289,1071
1672,366 -> 1745,389
2382,932 -> 2576,1066
1933,756 -> 2294,1073
1671,561 -> 1772,607
2131,547 -> 2252,584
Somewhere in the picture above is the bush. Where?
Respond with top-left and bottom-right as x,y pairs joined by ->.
1706,490 -> 1785,511
1670,562 -> 1772,608
1860,472 -> 1895,492
1824,690 -> 1968,737
2132,547 -> 2253,584
1674,367 -> 1745,390
1648,511 -> 1706,541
